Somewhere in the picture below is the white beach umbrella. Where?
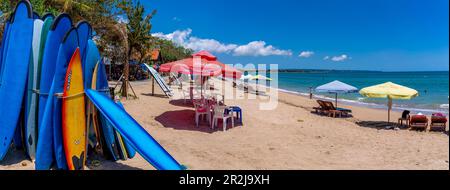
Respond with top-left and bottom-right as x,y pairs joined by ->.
315,80 -> 359,107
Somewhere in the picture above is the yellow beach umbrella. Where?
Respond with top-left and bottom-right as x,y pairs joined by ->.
360,82 -> 419,123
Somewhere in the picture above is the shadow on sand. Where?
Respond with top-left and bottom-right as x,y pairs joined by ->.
0,148 -> 29,166
169,99 -> 193,108
87,158 -> 145,170
310,111 -> 354,119
355,121 -> 435,132
155,109 -> 241,134
141,93 -> 168,99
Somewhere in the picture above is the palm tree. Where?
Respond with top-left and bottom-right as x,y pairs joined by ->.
117,0 -> 156,98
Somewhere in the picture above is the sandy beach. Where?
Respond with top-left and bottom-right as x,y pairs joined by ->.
1,79 -> 448,170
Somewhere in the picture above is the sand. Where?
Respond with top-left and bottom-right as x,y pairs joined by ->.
1,79 -> 448,170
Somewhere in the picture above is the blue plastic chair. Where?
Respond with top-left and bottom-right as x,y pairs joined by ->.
228,106 -> 243,124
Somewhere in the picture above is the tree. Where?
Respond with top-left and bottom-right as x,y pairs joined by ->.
154,38 -> 193,63
1,0 -> 193,98
117,0 -> 156,98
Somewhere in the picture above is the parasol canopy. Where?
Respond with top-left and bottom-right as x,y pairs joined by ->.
316,80 -> 358,107
160,51 -> 242,79
360,82 -> 419,124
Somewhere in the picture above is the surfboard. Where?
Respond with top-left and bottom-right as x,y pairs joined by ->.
0,1 -> 34,161
85,40 -> 101,150
36,14 -> 55,93
92,62 -> 120,161
116,102 -> 137,159
86,63 -> 107,156
23,19 -> 44,160
0,18 -> 11,84
35,13 -> 72,170
86,89 -> 183,170
50,27 -> 80,170
76,21 -> 92,72
62,48 -> 86,170
33,12 -> 40,19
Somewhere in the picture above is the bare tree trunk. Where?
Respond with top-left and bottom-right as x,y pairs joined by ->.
116,24 -> 129,98
121,47 -> 132,98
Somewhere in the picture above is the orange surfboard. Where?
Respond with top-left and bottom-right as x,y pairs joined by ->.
62,48 -> 87,170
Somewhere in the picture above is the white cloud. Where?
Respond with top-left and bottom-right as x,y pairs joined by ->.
331,55 -> 349,62
299,51 -> 314,58
323,56 -> 330,60
153,29 -> 292,57
233,41 -> 292,56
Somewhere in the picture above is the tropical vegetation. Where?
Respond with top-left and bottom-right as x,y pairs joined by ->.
0,0 -> 192,97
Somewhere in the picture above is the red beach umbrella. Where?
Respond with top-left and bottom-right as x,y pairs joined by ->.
159,51 -> 242,79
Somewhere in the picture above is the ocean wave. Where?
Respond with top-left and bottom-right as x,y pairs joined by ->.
275,87 -> 448,115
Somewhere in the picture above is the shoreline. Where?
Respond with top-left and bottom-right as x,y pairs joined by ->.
276,87 -> 449,116
234,76 -> 449,116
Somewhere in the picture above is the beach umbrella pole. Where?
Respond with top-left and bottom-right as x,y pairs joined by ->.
335,93 -> 338,107
388,97 -> 393,124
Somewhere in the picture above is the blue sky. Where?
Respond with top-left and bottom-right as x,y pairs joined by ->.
143,0 -> 449,71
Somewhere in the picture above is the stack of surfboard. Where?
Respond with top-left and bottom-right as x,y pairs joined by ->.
0,1 -> 183,170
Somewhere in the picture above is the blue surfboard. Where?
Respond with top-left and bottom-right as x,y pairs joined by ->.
76,21 -> 92,72
23,19 -> 44,160
36,13 -> 73,170
85,40 -> 101,150
86,90 -> 183,170
0,1 -> 34,161
94,60 -> 120,161
48,27 -> 79,170
33,12 -> 40,20
115,103 -> 137,159
0,18 -> 12,85
84,40 -> 100,89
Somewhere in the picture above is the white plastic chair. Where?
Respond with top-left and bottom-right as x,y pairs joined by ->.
194,100 -> 210,127
211,106 -> 234,131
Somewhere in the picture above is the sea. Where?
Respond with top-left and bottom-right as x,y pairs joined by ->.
259,71 -> 449,115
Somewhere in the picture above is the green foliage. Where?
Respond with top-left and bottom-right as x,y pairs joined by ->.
154,38 -> 193,64
0,0 -> 192,64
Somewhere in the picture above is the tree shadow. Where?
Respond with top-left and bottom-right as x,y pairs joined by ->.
155,110 -> 240,134
355,121 -> 409,130
140,93 -> 169,99
169,99 -> 193,108
87,158 -> 145,170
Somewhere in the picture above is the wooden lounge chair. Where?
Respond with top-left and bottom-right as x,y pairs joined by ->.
409,115 -> 429,131
430,113 -> 447,132
324,101 -> 352,118
313,100 -> 328,115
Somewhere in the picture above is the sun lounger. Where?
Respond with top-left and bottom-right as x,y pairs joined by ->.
323,101 -> 352,118
409,115 -> 429,131
430,113 -> 447,132
313,100 -> 328,115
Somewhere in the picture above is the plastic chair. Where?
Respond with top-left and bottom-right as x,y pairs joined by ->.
397,110 -> 410,127
194,101 -> 210,128
228,106 -> 243,124
212,106 -> 234,131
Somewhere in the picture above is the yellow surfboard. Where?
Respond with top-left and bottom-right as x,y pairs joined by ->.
62,48 -> 87,170
87,62 -> 103,153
